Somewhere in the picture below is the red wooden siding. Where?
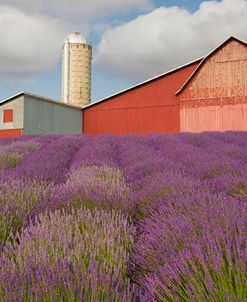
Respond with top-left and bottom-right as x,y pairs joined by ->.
179,39 -> 247,132
3,109 -> 13,123
0,129 -> 23,138
83,62 -> 199,135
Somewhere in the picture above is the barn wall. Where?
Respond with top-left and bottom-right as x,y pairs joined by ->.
83,62 -> 199,135
180,40 -> 247,132
24,96 -> 82,135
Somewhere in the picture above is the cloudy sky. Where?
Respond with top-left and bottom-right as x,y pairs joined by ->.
0,0 -> 246,102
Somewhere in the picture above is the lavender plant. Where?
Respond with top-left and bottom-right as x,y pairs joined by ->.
0,139 -> 42,172
0,177 -> 52,250
0,206 -> 135,301
0,132 -> 246,301
9,136 -> 84,183
59,164 -> 131,211
130,186 -> 246,301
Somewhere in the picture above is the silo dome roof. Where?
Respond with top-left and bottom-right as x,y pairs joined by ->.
64,32 -> 88,44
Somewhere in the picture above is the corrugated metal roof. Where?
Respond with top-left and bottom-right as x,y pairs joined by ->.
176,36 -> 247,95
83,57 -> 203,110
0,91 -> 82,110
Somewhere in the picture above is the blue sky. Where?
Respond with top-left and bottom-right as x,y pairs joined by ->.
0,0 -> 246,103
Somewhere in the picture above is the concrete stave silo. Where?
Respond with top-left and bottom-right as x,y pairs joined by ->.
61,32 -> 92,107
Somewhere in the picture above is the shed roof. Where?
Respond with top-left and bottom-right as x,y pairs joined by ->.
176,36 -> 247,95
0,92 -> 82,110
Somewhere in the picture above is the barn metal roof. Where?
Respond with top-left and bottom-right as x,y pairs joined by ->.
176,36 -> 247,95
0,91 -> 82,110
83,57 -> 203,110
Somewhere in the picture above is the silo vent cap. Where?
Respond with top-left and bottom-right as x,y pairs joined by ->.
64,32 -> 88,44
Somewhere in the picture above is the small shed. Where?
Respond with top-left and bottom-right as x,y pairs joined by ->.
0,92 -> 82,138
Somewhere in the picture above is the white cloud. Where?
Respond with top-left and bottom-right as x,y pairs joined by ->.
0,6 -> 75,78
0,0 -> 153,80
96,0 -> 247,80
0,0 -> 153,21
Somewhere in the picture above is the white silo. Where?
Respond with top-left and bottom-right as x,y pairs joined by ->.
61,32 -> 92,107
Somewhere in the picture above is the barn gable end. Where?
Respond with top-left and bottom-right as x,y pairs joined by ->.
178,37 -> 247,132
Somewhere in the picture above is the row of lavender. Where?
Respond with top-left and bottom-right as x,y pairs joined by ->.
0,135 -> 137,301
0,133 -> 246,301
119,133 -> 247,301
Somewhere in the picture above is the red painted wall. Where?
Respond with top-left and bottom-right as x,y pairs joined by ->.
83,62 -> 200,135
0,129 -> 23,138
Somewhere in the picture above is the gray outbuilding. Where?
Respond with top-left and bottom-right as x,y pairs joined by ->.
0,92 -> 82,138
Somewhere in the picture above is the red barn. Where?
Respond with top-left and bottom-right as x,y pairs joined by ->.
83,36 -> 247,135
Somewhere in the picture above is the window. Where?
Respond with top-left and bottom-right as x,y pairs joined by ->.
3,109 -> 13,123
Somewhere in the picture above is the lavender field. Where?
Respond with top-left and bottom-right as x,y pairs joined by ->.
0,133 -> 246,301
